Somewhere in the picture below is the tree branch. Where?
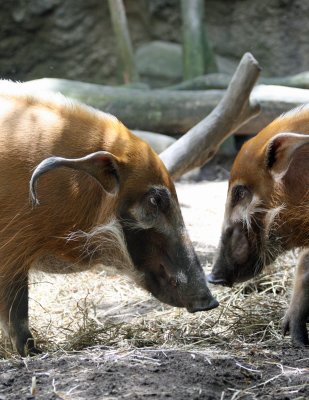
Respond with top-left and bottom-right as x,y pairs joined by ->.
160,53 -> 261,179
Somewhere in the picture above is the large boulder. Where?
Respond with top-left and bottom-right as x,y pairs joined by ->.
135,41 -> 183,88
0,0 -> 308,83
205,0 -> 309,77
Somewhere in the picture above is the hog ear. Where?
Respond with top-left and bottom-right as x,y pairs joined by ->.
30,151 -> 120,205
265,132 -> 309,179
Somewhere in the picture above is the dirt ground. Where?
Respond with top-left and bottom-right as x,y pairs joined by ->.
0,158 -> 308,399
1,346 -> 308,400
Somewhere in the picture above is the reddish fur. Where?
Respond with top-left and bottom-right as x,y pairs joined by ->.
0,82 -> 174,350
229,106 -> 309,344
231,106 -> 309,249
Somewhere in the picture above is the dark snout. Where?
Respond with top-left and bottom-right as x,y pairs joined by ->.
207,272 -> 233,287
121,206 -> 220,312
122,220 -> 219,312
142,256 -> 219,312
209,223 -> 265,287
208,248 -> 245,288
186,292 -> 219,313
207,250 -> 235,287
158,236 -> 219,312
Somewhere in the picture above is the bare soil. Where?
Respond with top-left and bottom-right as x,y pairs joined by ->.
1,346 -> 309,400
0,157 -> 308,399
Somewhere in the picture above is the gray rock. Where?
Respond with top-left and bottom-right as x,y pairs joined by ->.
215,55 -> 239,76
205,0 -> 309,77
0,0 -> 308,84
135,41 -> 183,87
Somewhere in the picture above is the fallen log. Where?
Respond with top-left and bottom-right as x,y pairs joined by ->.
167,73 -> 230,90
132,130 -> 176,153
167,71 -> 309,91
240,85 -> 309,134
22,78 -> 223,134
160,53 -> 261,179
22,77 -> 309,136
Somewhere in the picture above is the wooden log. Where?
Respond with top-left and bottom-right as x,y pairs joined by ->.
167,73 -> 230,90
22,79 -> 309,137
108,0 -> 139,84
160,53 -> 261,179
239,85 -> 309,134
168,71 -> 309,91
22,78 -> 223,134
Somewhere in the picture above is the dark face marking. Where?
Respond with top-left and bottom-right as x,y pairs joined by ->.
138,187 -> 171,227
120,186 -> 218,312
147,187 -> 171,212
209,223 -> 260,286
230,185 -> 250,208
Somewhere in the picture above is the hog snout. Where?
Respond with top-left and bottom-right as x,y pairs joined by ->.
178,269 -> 219,313
207,273 -> 233,287
208,255 -> 235,287
157,262 -> 219,312
186,294 -> 219,313
208,223 -> 259,287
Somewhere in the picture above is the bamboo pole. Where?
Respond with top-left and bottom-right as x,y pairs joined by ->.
107,0 -> 139,84
181,0 -> 217,79
181,0 -> 205,80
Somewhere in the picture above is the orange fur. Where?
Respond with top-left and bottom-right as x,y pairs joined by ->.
231,105 -> 309,249
226,105 -> 309,344
0,80 -> 174,354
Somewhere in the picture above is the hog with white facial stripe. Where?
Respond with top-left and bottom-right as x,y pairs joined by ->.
208,105 -> 309,345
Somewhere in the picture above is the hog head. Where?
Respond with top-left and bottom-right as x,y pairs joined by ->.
121,185 -> 219,312
209,129 -> 309,287
114,143 -> 219,312
31,142 -> 218,314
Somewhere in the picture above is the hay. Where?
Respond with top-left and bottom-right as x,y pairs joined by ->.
0,252 -> 295,358
0,181 -> 298,359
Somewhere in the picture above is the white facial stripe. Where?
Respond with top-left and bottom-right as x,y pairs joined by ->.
272,166 -> 290,183
264,204 -> 285,235
226,189 -> 284,241
177,271 -> 188,285
229,194 -> 267,231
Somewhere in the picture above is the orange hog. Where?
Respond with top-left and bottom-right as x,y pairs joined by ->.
0,81 -> 218,356
209,105 -> 309,345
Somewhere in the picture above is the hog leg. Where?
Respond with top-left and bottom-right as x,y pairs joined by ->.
0,272 -> 41,356
282,250 -> 309,346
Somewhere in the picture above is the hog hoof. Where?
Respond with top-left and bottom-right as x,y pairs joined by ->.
282,313 -> 309,346
16,336 -> 42,357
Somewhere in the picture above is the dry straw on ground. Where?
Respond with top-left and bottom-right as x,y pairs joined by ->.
0,181 -> 298,358
0,251 -> 296,359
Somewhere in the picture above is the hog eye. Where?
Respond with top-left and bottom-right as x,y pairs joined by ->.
231,185 -> 249,207
147,187 -> 170,213
149,196 -> 157,207
169,277 -> 178,287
